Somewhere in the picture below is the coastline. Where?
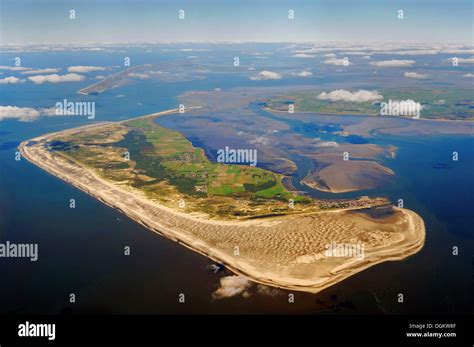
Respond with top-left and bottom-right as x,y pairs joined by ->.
19,109 -> 426,294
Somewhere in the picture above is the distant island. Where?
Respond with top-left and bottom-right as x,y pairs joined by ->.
78,62 -> 207,95
77,65 -> 152,95
265,88 -> 474,121
19,109 -> 425,293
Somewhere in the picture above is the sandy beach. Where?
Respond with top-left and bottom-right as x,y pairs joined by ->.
19,110 -> 426,294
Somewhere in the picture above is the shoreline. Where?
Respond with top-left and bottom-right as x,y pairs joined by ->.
19,109 -> 426,294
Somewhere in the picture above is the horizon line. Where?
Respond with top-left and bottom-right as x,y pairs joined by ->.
1,40 -> 473,47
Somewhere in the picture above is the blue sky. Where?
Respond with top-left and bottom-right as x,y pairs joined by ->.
1,0 -> 472,44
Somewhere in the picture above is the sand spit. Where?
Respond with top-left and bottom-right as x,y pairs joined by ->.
19,110 -> 425,294
301,161 -> 395,193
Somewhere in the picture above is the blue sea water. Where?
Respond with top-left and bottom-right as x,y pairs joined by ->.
0,50 -> 472,314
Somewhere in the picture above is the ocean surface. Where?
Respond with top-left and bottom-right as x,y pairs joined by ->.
0,50 -> 472,314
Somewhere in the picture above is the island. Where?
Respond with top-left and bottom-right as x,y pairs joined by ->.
264,88 -> 474,120
19,109 -> 425,294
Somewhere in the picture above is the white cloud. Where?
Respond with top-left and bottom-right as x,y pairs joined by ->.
0,76 -> 25,84
212,276 -> 252,299
252,52 -> 273,56
339,51 -> 371,56
0,106 -> 39,121
316,141 -> 339,148
362,55 -> 372,60
370,60 -> 416,67
86,47 -> 106,51
444,56 -> 474,64
0,65 -> 29,71
0,106 -> 71,122
463,73 -> 474,77
249,136 -> 270,145
323,53 -> 337,57
317,89 -> 383,103
67,65 -> 107,73
21,68 -> 60,75
179,48 -> 209,52
250,70 -> 282,80
291,47 -> 319,54
290,70 -> 313,77
95,75 -> 105,80
127,72 -> 149,79
440,49 -> 474,54
256,285 -> 281,296
404,72 -> 429,79
323,58 -> 351,66
39,107 -> 62,116
28,73 -> 85,84
292,53 -> 316,58
374,50 -> 439,55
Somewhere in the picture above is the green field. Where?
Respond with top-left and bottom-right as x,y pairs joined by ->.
122,117 -> 295,200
